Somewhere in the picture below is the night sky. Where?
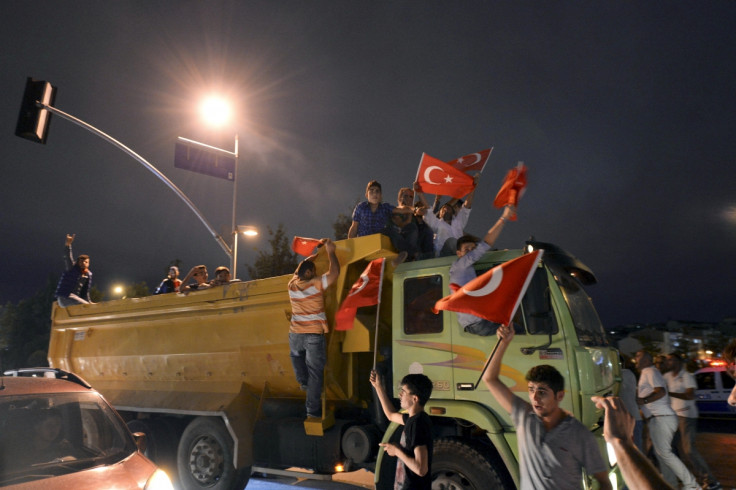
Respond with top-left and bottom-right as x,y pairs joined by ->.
2,2 -> 734,328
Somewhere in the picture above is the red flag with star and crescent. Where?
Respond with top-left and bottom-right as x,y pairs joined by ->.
335,258 -> 385,331
416,153 -> 476,198
493,162 -> 528,220
433,250 -> 543,326
448,148 -> 493,175
292,236 -> 322,257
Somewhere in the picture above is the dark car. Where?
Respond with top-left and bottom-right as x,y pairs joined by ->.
0,368 -> 173,489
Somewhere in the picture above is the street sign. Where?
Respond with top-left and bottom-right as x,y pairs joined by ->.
174,140 -> 235,181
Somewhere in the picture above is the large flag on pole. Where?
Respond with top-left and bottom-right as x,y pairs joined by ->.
493,162 -> 527,218
433,250 -> 543,326
416,153 -> 476,198
335,258 -> 385,331
292,236 -> 322,257
448,148 -> 493,175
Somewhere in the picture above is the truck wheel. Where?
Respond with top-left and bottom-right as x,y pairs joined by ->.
177,416 -> 249,490
432,438 -> 509,490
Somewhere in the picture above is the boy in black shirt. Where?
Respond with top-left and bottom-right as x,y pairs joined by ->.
370,370 -> 433,489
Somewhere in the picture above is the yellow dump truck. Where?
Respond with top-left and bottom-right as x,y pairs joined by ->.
48,234 -> 622,489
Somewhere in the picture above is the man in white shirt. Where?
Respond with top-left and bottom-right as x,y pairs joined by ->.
663,354 -> 720,490
634,350 -> 699,490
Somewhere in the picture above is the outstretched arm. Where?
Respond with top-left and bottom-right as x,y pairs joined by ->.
482,206 -> 515,248
482,324 -> 516,414
591,396 -> 674,490
323,239 -> 340,287
369,370 -> 404,425
463,174 -> 481,209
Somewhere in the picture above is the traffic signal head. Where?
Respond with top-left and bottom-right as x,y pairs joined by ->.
15,77 -> 57,144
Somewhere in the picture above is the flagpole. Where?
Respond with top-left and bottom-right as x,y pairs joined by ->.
474,337 -> 502,390
372,258 -> 387,370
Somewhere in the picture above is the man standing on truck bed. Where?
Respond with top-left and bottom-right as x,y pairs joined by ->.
483,324 -> 612,490
288,238 -> 339,419
55,234 -> 93,307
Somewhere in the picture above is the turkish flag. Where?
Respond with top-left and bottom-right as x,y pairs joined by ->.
433,250 -> 543,326
292,236 -> 322,256
335,258 -> 385,331
448,148 -> 493,175
493,162 -> 527,220
416,153 -> 476,199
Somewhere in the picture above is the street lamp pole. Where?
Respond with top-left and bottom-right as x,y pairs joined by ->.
231,133 -> 239,278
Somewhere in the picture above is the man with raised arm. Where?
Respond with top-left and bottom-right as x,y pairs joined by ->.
482,324 -> 611,490
287,238 -> 339,419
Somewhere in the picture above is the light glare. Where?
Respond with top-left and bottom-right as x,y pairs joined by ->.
200,97 -> 231,127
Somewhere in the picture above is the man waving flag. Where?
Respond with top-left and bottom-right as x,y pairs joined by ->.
434,250 -> 543,326
416,153 -> 476,199
335,258 -> 386,331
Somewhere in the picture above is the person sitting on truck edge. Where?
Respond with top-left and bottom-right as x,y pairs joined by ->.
348,180 -> 399,238
287,238 -> 339,419
178,265 -> 211,292
370,370 -> 433,490
209,266 -> 231,287
55,234 -> 94,307
450,205 -> 515,336
482,324 -> 612,490
634,350 -> 700,490
154,265 -> 181,294
379,186 -> 419,261
413,176 -> 478,257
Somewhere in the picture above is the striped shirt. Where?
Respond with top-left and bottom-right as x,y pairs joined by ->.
288,273 -> 329,334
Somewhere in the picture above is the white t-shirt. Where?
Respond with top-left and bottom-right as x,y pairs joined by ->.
663,368 -> 698,418
637,366 -> 675,418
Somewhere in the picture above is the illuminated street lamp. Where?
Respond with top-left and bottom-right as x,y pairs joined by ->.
233,225 -> 258,280
112,285 -> 125,299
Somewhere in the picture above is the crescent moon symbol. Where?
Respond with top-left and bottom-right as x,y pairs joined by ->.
349,275 -> 370,296
423,166 -> 444,185
458,153 -> 482,168
463,268 -> 503,297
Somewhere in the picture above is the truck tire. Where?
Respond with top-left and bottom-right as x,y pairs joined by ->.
432,438 -> 509,490
177,416 -> 250,490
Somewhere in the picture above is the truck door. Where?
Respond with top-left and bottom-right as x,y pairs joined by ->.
393,273 -> 456,399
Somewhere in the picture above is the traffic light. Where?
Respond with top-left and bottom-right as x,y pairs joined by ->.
15,77 -> 57,144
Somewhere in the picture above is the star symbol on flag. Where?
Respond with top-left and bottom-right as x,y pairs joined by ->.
444,175 -> 454,183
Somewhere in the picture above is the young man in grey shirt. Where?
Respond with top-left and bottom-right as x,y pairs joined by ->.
483,324 -> 611,490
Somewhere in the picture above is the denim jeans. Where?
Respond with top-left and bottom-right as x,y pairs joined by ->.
289,333 -> 326,417
648,415 -> 699,489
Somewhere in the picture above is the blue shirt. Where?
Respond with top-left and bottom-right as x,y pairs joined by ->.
352,201 -> 394,236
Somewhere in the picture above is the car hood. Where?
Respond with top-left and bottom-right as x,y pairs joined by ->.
4,452 -> 158,490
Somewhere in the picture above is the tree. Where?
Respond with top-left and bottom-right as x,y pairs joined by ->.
333,200 -> 359,240
0,274 -> 57,370
246,224 -> 299,279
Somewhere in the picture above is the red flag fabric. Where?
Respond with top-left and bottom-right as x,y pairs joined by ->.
433,250 -> 543,326
292,236 -> 322,257
448,148 -> 493,175
335,258 -> 385,331
416,153 -> 476,199
493,162 -> 528,220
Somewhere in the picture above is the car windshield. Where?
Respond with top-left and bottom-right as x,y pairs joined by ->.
0,391 -> 137,485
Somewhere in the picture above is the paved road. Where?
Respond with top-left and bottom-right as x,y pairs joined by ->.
245,416 -> 736,490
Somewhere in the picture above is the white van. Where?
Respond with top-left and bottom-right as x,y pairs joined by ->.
694,366 -> 736,416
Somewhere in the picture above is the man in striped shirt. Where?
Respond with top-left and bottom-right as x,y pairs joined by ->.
287,238 -> 340,419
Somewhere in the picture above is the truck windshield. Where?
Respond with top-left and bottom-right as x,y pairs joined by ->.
550,265 -> 609,348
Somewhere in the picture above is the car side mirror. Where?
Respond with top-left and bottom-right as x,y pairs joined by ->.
132,431 -> 147,453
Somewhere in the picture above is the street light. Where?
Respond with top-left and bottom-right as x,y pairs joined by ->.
232,225 -> 258,280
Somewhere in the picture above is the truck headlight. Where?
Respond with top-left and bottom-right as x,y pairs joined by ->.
144,469 -> 174,490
